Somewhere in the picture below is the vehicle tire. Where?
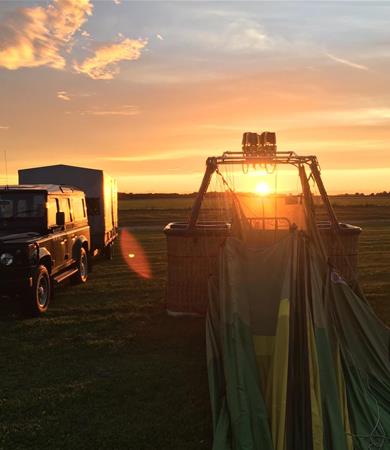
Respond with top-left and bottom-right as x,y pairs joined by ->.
73,247 -> 88,283
23,265 -> 51,317
104,243 -> 114,260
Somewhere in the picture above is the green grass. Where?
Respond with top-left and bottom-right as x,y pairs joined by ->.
0,229 -> 211,450
1,198 -> 389,449
119,198 -> 195,210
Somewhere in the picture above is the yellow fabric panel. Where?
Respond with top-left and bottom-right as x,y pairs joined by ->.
268,298 -> 290,450
252,299 -> 290,450
335,347 -> 353,450
306,310 -> 324,450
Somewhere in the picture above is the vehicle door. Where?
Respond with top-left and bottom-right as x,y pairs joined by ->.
58,197 -> 74,268
47,196 -> 68,273
68,196 -> 88,262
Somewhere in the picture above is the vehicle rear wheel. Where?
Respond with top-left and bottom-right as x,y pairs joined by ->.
73,247 -> 88,283
23,265 -> 51,317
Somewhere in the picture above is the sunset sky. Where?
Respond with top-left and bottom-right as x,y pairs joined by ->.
1,1 -> 390,193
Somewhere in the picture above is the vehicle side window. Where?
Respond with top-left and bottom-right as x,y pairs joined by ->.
0,199 -> 12,217
59,198 -> 72,223
0,194 -> 45,218
47,197 -> 59,226
86,198 -> 100,216
16,199 -> 28,217
72,197 -> 86,221
17,196 -> 44,217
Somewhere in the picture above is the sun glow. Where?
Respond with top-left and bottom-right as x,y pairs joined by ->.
255,181 -> 271,196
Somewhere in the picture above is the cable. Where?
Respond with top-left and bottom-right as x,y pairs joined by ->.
265,162 -> 276,175
327,304 -> 389,450
274,166 -> 278,241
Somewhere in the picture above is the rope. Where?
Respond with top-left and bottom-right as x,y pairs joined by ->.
215,167 -> 235,194
274,166 -> 278,240
215,167 -> 252,233
265,162 -> 276,175
343,364 -> 388,450
325,293 -> 389,450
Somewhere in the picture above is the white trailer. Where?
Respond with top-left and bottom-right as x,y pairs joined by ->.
19,165 -> 118,257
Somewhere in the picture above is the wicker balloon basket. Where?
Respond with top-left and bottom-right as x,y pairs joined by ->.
318,222 -> 361,284
164,222 -> 230,316
164,221 -> 361,316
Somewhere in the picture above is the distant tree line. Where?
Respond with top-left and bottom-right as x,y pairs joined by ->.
119,191 -> 390,199
118,192 -> 197,200
118,192 -> 240,199
342,192 -> 390,197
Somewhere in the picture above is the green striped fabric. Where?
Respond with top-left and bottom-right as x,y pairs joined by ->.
206,230 -> 390,450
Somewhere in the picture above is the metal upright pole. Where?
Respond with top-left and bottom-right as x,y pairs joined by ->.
299,164 -> 328,259
187,157 -> 217,231
309,158 -> 339,230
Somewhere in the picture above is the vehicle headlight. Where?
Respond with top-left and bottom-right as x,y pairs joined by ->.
0,252 -> 14,266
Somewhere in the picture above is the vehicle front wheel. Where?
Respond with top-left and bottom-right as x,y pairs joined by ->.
73,247 -> 88,284
23,265 -> 51,317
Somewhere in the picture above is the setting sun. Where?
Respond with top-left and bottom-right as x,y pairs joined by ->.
255,181 -> 271,196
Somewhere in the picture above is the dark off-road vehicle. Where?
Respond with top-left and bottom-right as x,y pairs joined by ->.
0,185 -> 90,316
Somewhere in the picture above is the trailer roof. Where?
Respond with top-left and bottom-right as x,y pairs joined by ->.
0,184 -> 85,195
19,164 -> 103,174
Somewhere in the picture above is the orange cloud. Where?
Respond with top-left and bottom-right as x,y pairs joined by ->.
57,90 -> 71,101
73,37 -> 147,80
79,105 -> 140,116
0,0 -> 92,70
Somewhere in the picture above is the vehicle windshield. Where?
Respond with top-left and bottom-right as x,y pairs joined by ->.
0,192 -> 45,219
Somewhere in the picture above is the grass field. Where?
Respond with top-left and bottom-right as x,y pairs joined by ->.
1,197 -> 389,450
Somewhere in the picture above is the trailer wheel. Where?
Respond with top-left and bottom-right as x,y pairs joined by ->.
73,247 -> 89,283
104,243 -> 114,260
23,265 -> 51,317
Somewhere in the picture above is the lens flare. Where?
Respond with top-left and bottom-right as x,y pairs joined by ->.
255,181 -> 271,196
120,229 -> 152,279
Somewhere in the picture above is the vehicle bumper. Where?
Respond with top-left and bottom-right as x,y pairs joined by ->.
0,270 -> 34,296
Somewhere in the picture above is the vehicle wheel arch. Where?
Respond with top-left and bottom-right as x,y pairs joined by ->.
72,236 -> 89,260
39,254 -> 52,274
